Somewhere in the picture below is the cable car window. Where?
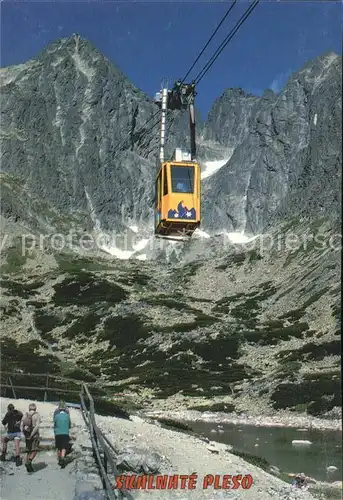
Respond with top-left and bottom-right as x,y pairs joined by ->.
171,165 -> 194,193
159,171 -> 162,199
163,165 -> 168,195
155,177 -> 159,207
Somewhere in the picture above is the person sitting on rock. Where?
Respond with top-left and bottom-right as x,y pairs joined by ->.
20,403 -> 41,473
289,472 -> 316,489
53,401 -> 71,469
0,403 -> 23,466
294,473 -> 307,488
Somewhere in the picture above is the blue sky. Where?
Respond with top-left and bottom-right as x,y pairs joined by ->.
1,1 -> 342,117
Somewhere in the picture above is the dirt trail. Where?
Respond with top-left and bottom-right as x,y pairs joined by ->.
0,449 -> 77,500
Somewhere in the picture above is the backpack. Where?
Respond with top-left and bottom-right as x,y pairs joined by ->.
13,411 -> 23,426
22,412 -> 37,437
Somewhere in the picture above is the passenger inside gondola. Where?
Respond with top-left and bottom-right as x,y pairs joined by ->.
176,181 -> 186,192
171,165 -> 194,193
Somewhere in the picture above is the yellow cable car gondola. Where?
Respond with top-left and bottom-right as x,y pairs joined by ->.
154,81 -> 200,240
155,150 -> 200,238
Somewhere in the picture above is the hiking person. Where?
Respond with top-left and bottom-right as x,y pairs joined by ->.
53,400 -> 70,419
0,403 -> 23,466
54,400 -> 72,455
53,401 -> 71,468
20,403 -> 41,472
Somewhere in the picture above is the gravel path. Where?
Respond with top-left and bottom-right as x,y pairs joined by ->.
0,450 -> 76,500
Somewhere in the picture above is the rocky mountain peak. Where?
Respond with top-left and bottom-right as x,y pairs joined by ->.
310,50 -> 339,66
34,33 -> 135,90
262,89 -> 276,101
38,33 -> 100,60
222,87 -> 257,99
0,39 -> 341,237
289,51 -> 340,89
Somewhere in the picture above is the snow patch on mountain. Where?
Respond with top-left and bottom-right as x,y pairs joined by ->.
201,152 -> 233,180
223,231 -> 260,244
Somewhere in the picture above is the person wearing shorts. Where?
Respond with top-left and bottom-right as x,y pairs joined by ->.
21,403 -> 41,473
53,401 -> 71,469
25,433 -> 40,455
1,403 -> 23,466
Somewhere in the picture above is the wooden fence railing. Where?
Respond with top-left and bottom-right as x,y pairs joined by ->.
0,371 -> 100,402
80,384 -> 134,500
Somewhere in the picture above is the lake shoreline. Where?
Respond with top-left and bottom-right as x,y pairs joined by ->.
144,409 -> 342,432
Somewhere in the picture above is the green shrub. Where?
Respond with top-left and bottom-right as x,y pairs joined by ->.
53,272 -> 128,306
153,417 -> 193,432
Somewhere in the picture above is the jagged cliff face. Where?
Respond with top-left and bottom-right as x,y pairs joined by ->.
0,35 -> 341,236
201,53 -> 342,232
1,35 -> 160,232
202,87 -> 262,148
270,54 -> 342,229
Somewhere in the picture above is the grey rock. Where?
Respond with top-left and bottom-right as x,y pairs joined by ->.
116,445 -> 163,474
326,465 -> 338,472
74,478 -> 104,496
269,465 -> 281,477
203,87 -> 262,148
0,35 -> 155,233
322,407 -> 342,420
0,465 -> 8,475
74,492 -> 106,500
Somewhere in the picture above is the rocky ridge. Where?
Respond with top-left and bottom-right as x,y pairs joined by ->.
0,36 -> 341,234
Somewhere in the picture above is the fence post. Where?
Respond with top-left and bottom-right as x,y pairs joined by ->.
103,453 -> 110,492
8,377 -> 17,399
104,453 -> 108,474
44,375 -> 49,402
101,455 -> 107,490
93,426 -> 98,459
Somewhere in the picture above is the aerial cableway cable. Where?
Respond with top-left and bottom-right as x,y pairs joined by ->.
115,1 -> 259,158
136,116 -> 162,155
194,0 -> 259,85
133,109 -> 160,139
180,0 -> 238,84
114,109 -> 160,156
165,112 -> 175,137
118,109 -> 160,152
